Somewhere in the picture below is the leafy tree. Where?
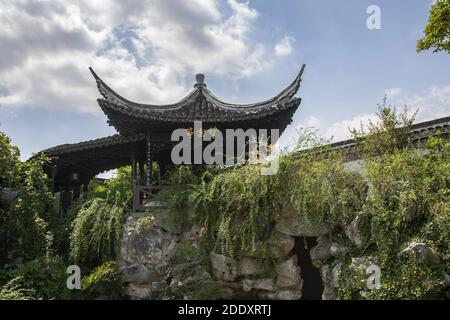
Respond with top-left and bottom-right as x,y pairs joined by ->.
417,0 -> 450,53
0,132 -> 53,265
350,97 -> 416,157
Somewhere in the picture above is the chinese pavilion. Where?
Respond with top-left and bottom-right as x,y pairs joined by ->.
42,65 -> 305,210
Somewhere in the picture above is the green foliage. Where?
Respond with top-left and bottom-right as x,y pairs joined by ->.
286,152 -> 366,228
421,201 -> 450,257
155,166 -> 200,229
363,142 -> 449,261
0,277 -> 37,300
165,243 -> 220,300
193,164 -> 282,258
417,0 -> 450,53
0,131 -> 53,265
350,99 -> 416,157
48,195 -> 90,259
5,256 -> 72,300
70,198 -> 125,270
191,134 -> 365,260
50,167 -> 132,260
88,167 -> 132,209
135,215 -> 156,234
82,261 -> 123,299
191,282 -> 222,300
333,107 -> 450,300
336,255 -> 447,300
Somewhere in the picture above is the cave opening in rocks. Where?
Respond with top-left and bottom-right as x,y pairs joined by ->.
292,237 -> 324,300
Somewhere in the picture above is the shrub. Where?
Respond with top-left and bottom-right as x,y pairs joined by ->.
333,107 -> 450,299
7,256 -> 72,300
82,261 -> 123,299
0,277 -> 37,300
135,215 -> 155,234
0,131 -> 53,265
155,166 -> 200,229
70,199 -> 124,270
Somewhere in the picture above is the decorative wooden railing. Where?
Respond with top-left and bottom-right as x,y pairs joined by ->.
132,183 -> 165,212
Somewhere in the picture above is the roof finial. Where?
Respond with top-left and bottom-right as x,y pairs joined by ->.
194,73 -> 206,88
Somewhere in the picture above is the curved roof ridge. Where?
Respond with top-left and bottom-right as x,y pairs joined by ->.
89,64 -> 305,111
89,67 -> 201,110
201,64 -> 305,110
42,133 -> 146,156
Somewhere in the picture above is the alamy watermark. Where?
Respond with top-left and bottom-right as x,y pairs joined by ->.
66,265 -> 81,290
366,264 -> 381,290
170,121 -> 280,175
367,5 -> 381,30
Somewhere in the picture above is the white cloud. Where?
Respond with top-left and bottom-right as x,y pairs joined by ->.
324,113 -> 378,141
298,116 -> 321,129
274,35 -> 294,57
385,87 -> 402,99
0,0 -> 275,114
385,85 -> 450,121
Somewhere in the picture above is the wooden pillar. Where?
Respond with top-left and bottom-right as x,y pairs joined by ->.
139,161 -> 145,185
82,181 -> 89,194
131,150 -> 137,185
146,134 -> 153,187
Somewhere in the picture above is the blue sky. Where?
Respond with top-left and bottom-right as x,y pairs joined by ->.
0,0 -> 449,164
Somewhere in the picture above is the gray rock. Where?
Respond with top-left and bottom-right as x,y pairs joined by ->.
209,252 -> 237,282
180,224 -> 202,243
345,216 -> 364,248
276,289 -> 302,300
237,257 -> 262,276
151,280 -> 167,292
249,232 -> 295,259
276,210 -> 330,237
310,237 -> 348,268
329,243 -> 348,257
118,263 -> 158,284
443,273 -> 450,287
262,289 -> 302,300
276,255 -> 301,288
310,237 -> 332,268
401,242 -> 441,265
242,279 -> 274,292
120,216 -> 177,266
216,281 -> 246,299
321,263 -> 342,300
268,232 -> 296,257
125,283 -> 152,300
119,216 -> 182,299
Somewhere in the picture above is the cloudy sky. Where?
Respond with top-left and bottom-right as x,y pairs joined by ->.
0,0 -> 449,162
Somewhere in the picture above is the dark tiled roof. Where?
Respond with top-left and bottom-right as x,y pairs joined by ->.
89,65 -> 305,132
42,133 -> 145,156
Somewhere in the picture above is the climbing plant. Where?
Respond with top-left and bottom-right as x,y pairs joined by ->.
69,198 -> 125,271
333,107 -> 450,300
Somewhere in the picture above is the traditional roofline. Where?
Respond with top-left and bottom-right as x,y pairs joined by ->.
89,66 -> 305,134
42,133 -> 146,156
89,65 -> 305,111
